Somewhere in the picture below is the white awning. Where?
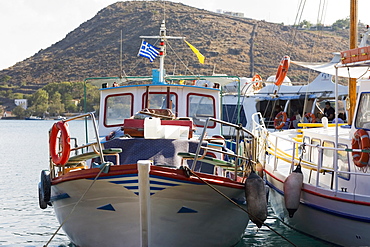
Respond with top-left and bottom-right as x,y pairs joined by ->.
292,53 -> 370,79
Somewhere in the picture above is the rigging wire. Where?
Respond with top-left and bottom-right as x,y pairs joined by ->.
43,162 -> 111,247
184,166 -> 297,247
166,40 -> 197,76
300,0 -> 328,119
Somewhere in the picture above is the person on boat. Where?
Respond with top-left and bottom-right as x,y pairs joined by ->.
323,101 -> 334,121
289,111 -> 301,129
113,81 -> 119,87
273,105 -> 283,118
315,112 -> 323,123
332,112 -> 345,123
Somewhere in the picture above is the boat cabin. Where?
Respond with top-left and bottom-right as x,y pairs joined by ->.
222,72 -> 348,135
89,78 -> 222,138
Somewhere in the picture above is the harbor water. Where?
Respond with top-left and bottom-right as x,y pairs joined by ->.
0,120 -> 332,246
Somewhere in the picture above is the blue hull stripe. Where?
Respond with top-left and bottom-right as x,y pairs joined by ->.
53,172 -> 205,201
87,174 -> 138,180
110,179 -> 138,184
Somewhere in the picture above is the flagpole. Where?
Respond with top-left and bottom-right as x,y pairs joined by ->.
159,20 -> 166,83
140,20 -> 184,84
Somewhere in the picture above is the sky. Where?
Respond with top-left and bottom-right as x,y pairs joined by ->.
1,0 -> 369,70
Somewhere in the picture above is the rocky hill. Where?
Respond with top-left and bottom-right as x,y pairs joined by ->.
0,1 -> 350,95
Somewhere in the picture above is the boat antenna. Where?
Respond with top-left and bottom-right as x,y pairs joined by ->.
163,0 -> 166,22
120,29 -> 127,78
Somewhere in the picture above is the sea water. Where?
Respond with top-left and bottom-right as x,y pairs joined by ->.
0,120 -> 331,246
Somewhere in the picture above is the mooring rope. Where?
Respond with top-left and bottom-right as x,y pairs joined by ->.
43,162 -> 111,247
184,166 -> 297,247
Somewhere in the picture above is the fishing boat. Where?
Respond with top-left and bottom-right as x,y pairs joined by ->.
221,53 -> 348,138
38,21 -> 267,247
256,2 -> 370,245
25,115 -> 44,120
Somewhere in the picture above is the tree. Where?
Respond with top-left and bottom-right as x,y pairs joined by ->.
298,20 -> 312,29
48,92 -> 65,116
332,17 -> 350,31
27,81 -> 99,115
28,89 -> 49,116
78,83 -> 100,113
64,94 -> 78,113
12,105 -> 27,119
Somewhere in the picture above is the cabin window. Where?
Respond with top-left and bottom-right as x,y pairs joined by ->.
187,93 -> 216,128
104,93 -> 133,127
322,141 -> 334,170
286,99 -> 306,117
310,138 -> 321,164
322,141 -> 350,180
337,144 -> 350,180
355,92 -> 370,129
257,100 -> 286,128
142,92 -> 178,115
222,104 -> 247,126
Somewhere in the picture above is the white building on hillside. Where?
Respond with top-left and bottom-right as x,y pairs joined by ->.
15,99 -> 27,109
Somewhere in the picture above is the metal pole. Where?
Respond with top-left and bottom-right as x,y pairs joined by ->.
334,67 -> 339,192
138,160 -> 151,247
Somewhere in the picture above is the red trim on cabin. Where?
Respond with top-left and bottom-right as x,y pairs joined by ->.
186,93 -> 216,128
103,93 -> 134,128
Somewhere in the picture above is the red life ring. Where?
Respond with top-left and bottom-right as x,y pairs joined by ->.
352,129 -> 370,167
49,121 -> 71,166
252,74 -> 262,82
274,56 -> 290,86
252,81 -> 263,91
274,111 -> 287,129
304,113 -> 316,123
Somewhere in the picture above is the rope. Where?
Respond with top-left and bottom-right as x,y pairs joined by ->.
43,162 -> 111,247
184,167 -> 297,247
166,41 -> 196,76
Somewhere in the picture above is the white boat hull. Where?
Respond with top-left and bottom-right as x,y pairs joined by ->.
265,169 -> 370,246
51,165 -> 249,247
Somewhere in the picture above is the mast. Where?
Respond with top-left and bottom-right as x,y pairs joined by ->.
348,0 -> 358,123
140,20 -> 184,84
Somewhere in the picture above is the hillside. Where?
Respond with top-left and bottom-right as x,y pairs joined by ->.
0,1 -> 350,96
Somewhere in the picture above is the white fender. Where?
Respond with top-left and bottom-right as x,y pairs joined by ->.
245,172 -> 268,228
283,165 -> 303,218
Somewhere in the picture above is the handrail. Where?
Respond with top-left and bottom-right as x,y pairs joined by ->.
191,117 -> 256,181
267,130 -> 370,192
49,112 -> 106,177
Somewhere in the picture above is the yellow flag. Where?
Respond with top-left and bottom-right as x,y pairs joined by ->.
184,40 -> 205,64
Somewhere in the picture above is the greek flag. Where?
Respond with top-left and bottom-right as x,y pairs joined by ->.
138,41 -> 159,62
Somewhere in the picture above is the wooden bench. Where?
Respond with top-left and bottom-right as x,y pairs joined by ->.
65,148 -> 122,167
177,152 -> 242,171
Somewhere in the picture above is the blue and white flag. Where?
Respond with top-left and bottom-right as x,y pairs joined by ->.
138,40 -> 159,62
